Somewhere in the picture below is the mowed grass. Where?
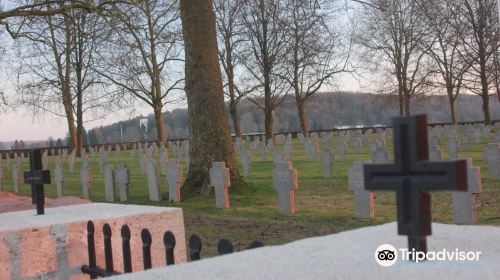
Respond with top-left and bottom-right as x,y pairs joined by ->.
1,133 -> 499,258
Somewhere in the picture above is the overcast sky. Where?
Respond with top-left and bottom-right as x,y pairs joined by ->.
0,2 -> 365,142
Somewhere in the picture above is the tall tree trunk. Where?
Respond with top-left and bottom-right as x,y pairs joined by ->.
180,0 -> 240,196
481,92 -> 491,125
62,12 -> 77,151
153,103 -> 168,146
296,99 -> 309,133
449,96 -> 457,125
147,2 -> 168,147
62,95 -> 77,150
225,36 -> 242,137
76,93 -> 83,156
404,90 -> 410,116
229,97 -> 243,137
75,33 -> 84,157
480,58 -> 491,125
398,90 -> 404,116
264,89 -> 274,142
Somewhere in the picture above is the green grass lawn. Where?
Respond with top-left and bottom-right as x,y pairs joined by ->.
1,133 -> 499,258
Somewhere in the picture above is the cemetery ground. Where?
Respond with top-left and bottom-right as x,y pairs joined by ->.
1,135 -> 499,258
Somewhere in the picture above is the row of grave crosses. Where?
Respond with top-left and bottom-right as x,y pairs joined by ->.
156,115 -> 477,258
20,114 -> 474,259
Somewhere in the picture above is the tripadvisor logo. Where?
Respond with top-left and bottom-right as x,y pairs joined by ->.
375,244 -> 482,266
375,244 -> 398,267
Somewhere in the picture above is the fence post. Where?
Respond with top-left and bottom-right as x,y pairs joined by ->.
247,240 -> 265,249
103,224 -> 114,274
217,239 -> 234,255
121,225 -> 132,273
86,221 -> 97,279
141,229 -> 152,270
189,234 -> 202,261
163,231 -> 176,265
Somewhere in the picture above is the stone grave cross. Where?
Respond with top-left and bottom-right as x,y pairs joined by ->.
272,161 -> 298,214
209,162 -> 231,208
348,160 -> 374,219
166,160 -> 184,202
115,164 -> 131,202
23,149 -> 51,215
363,115 -> 467,256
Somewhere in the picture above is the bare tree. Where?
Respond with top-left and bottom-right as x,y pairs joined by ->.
281,0 -> 351,133
180,0 -> 240,195
420,0 -> 471,124
97,0 -> 184,146
492,49 -> 500,102
455,0 -> 498,124
0,1 -> 124,19
356,0 -> 432,116
214,0 -> 258,137
8,1 -> 113,154
0,29 -> 7,112
241,0 -> 290,141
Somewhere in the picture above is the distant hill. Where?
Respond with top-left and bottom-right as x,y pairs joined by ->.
0,140 -> 62,150
86,92 -> 500,144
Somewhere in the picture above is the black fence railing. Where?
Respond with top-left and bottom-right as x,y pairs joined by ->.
80,220 -> 264,279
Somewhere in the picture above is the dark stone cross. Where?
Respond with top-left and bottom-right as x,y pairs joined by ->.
24,149 -> 51,215
363,115 -> 467,256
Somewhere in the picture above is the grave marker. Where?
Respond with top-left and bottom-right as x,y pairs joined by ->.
68,150 -> 76,172
23,149 -> 51,215
146,159 -> 161,201
452,159 -> 482,224
348,161 -> 374,219
12,164 -> 20,193
352,137 -> 362,153
115,164 -> 131,202
272,161 -> 298,214
320,149 -> 334,178
0,166 -> 3,191
115,144 -> 121,161
160,151 -> 169,175
98,152 -> 108,173
240,152 -> 252,177
258,143 -> 267,161
372,146 -> 389,164
5,153 -> 11,171
42,150 -> 49,170
273,151 -> 287,165
104,164 -> 117,202
483,143 -> 500,179
209,162 -> 231,208
139,154 -> 148,175
308,140 -> 319,160
54,162 -> 64,197
166,160 -> 183,202
461,135 -> 470,152
283,139 -> 293,160
267,139 -> 274,153
80,162 -> 93,199
363,115 -> 467,256
428,144 -> 443,161
447,133 -> 459,159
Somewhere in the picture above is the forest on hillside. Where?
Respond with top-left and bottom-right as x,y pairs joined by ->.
85,92 -> 500,144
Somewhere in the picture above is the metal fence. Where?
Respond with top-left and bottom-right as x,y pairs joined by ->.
81,220 -> 264,279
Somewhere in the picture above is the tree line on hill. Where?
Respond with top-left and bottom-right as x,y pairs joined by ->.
86,92 -> 500,145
